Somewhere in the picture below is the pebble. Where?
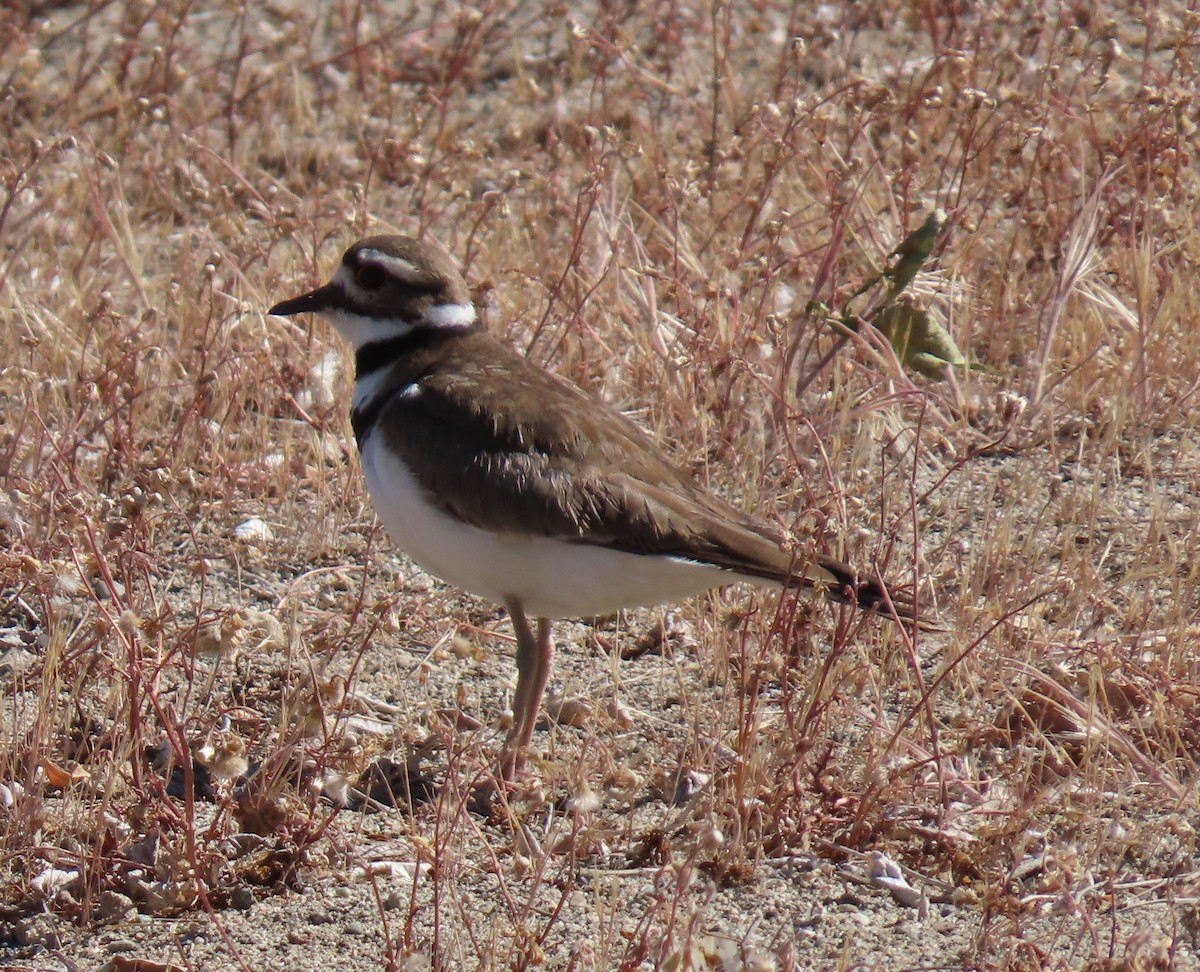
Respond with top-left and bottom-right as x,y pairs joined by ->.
96,890 -> 135,922
14,915 -> 63,948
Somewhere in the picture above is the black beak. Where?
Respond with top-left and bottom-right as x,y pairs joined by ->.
269,283 -> 337,317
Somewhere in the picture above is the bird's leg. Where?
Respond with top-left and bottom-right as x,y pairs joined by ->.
500,601 -> 554,782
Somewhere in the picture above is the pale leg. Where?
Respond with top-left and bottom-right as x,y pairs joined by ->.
500,600 -> 554,781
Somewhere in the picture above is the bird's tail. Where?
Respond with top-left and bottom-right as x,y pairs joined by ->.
805,554 -> 939,632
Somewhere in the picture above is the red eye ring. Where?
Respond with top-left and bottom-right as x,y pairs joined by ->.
356,264 -> 386,290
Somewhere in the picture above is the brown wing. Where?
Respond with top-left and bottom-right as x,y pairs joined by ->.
375,331 -> 911,619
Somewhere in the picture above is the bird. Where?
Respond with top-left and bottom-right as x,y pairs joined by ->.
269,235 -> 925,783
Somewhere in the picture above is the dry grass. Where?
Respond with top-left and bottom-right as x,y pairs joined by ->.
2,1 -> 1199,969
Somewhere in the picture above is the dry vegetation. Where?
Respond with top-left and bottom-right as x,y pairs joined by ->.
2,1 -> 1200,969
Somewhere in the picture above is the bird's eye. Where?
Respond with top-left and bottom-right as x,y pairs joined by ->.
356,263 -> 386,290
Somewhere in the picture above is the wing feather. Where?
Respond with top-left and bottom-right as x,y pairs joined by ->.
372,331 -> 910,618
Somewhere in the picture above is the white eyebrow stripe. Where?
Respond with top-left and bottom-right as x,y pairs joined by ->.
358,249 -> 425,282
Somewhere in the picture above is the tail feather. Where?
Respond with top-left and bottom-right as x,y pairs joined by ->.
806,554 -> 937,631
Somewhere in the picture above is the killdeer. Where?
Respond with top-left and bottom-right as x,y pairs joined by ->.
270,236 -> 923,782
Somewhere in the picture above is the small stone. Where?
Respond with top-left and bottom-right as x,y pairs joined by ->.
230,886 -> 255,911
96,890 -> 135,922
233,517 -> 274,543
15,914 -> 64,948
546,695 -> 591,727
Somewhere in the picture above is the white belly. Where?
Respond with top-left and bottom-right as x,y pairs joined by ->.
359,436 -> 741,619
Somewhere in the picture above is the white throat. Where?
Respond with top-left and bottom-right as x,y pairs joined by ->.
322,307 -> 414,349
321,302 -> 476,351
